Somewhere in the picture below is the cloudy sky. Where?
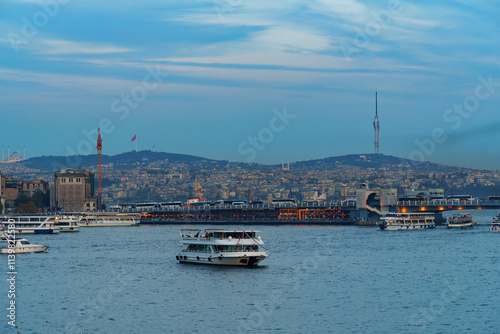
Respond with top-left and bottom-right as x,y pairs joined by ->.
1,0 -> 499,168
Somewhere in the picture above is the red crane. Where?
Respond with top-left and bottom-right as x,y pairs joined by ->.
97,128 -> 102,211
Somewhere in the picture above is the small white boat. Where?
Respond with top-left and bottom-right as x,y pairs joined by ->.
79,213 -> 139,227
0,216 -> 60,234
176,228 -> 268,266
379,212 -> 435,230
447,213 -> 475,229
1,238 -> 48,254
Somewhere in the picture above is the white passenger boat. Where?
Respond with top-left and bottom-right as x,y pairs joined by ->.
79,213 -> 139,227
176,228 -> 268,266
54,215 -> 80,232
447,213 -> 475,229
379,212 -> 435,230
0,216 -> 60,234
0,237 -> 48,254
491,214 -> 500,232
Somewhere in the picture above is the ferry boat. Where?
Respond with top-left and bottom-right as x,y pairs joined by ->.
447,213 -> 475,229
379,212 -> 435,230
491,214 -> 500,232
79,213 -> 139,227
54,215 -> 81,232
0,237 -> 48,254
0,216 -> 60,234
176,228 -> 268,266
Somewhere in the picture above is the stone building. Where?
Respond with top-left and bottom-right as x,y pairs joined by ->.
52,169 -> 95,211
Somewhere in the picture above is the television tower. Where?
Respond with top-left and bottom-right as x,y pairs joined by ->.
97,128 -> 103,211
373,90 -> 380,154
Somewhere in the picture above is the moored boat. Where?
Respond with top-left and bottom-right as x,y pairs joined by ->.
176,228 -> 268,266
379,212 -> 435,230
0,216 -> 60,234
79,213 -> 139,227
54,215 -> 81,232
447,213 -> 475,229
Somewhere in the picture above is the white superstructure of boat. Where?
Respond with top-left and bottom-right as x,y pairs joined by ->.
0,216 -> 60,234
379,212 -> 435,230
79,213 -> 139,227
176,228 -> 268,266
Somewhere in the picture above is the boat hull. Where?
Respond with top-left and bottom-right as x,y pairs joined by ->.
447,223 -> 474,229
8,228 -> 60,234
176,252 -> 267,266
1,245 -> 48,254
57,226 -> 80,232
380,224 -> 435,231
80,222 -> 139,227
491,225 -> 500,232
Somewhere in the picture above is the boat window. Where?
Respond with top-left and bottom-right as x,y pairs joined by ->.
20,241 -> 30,245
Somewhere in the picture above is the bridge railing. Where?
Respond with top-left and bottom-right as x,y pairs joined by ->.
397,199 -> 492,207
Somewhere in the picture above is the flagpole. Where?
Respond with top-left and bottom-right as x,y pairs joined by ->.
135,138 -> 137,152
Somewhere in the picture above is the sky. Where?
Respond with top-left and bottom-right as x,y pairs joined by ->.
0,0 -> 500,169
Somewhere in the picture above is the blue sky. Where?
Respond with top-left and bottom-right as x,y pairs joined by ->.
1,0 -> 499,169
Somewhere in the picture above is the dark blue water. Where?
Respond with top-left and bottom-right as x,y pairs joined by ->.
1,210 -> 499,333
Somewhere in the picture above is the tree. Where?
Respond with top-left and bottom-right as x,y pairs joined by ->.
18,201 -> 38,214
14,194 -> 31,207
31,189 -> 46,208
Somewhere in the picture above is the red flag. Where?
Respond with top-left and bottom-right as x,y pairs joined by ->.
131,134 -> 137,142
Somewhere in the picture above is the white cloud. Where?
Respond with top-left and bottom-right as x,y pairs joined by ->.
35,39 -> 133,55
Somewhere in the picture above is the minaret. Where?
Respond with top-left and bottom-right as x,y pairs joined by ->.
373,90 -> 380,154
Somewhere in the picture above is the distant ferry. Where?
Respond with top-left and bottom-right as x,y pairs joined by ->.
379,213 -> 435,230
79,213 -> 139,227
447,213 -> 475,229
491,214 -> 500,232
0,216 -> 60,234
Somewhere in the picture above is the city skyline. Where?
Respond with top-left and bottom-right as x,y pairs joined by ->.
1,1 -> 500,169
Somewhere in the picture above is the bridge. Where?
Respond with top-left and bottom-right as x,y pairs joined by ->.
116,198 -> 500,225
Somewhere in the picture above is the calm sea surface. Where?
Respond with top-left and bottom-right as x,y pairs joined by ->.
2,210 -> 499,334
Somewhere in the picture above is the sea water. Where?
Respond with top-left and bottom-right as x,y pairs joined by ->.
1,210 -> 499,333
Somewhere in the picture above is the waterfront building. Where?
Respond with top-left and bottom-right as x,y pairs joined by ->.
53,169 -> 95,211
4,179 -> 21,206
21,179 -> 49,198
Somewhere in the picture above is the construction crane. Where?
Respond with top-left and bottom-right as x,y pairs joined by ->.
97,128 -> 102,211
195,184 -> 206,201
187,184 -> 205,207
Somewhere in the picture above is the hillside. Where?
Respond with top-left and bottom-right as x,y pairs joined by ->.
14,151 -> 479,173
290,154 -> 475,172
21,150 -> 214,171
